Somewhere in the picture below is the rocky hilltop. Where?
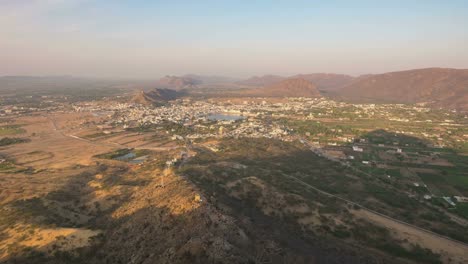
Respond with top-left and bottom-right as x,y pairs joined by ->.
131,88 -> 182,105
155,76 -> 202,90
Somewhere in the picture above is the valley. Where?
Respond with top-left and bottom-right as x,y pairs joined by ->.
0,91 -> 467,263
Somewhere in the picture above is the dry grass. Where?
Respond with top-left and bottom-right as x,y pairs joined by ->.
0,224 -> 100,260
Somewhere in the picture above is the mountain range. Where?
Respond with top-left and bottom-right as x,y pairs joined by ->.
238,73 -> 355,91
2,67 -> 467,110
235,68 -> 468,110
154,75 -> 240,90
154,76 -> 202,90
236,75 -> 286,87
243,78 -> 322,98
335,68 -> 468,110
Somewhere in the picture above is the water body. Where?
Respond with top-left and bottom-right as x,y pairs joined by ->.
115,152 -> 136,161
207,113 -> 245,121
130,155 -> 149,164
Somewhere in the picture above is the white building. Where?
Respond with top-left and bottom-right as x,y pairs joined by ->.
353,146 -> 363,152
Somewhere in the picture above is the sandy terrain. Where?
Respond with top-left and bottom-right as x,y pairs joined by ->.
1,113 -> 114,169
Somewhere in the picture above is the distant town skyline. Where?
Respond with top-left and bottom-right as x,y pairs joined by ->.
1,0 -> 468,78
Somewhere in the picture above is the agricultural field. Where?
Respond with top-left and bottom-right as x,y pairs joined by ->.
327,130 -> 468,216
0,125 -> 26,136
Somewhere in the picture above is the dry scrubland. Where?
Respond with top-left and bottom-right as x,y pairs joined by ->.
0,111 -> 467,264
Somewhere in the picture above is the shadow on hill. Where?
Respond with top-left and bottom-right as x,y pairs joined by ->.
4,131 -> 466,264
180,135 -> 467,262
1,146 -> 394,264
0,162 -> 134,263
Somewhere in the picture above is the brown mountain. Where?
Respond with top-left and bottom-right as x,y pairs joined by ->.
246,78 -> 321,97
238,73 -> 354,91
155,75 -> 202,90
292,73 -> 354,91
131,88 -> 183,105
337,68 -> 468,110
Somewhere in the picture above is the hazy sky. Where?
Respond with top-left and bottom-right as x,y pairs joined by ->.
1,0 -> 467,78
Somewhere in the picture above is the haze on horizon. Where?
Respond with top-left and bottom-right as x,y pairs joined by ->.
1,0 -> 467,79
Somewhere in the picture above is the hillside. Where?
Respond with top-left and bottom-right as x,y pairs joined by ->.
131,88 -> 182,105
238,73 -> 355,91
246,78 -> 321,97
337,68 -> 468,110
292,73 -> 354,91
2,100 -> 467,264
155,75 -> 202,90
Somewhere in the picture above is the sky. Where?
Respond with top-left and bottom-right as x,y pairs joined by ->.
1,0 -> 467,78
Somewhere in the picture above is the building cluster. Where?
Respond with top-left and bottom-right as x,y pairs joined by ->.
69,97 -> 467,146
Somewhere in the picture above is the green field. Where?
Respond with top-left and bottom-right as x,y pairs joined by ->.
0,137 -> 30,147
455,203 -> 468,219
0,125 -> 26,136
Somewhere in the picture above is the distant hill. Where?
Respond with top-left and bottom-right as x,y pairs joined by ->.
291,73 -> 354,91
245,78 -> 321,97
237,75 -> 286,87
155,75 -> 202,90
182,74 -> 239,84
238,73 -> 354,91
337,68 -> 468,110
131,88 -> 183,105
